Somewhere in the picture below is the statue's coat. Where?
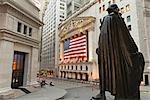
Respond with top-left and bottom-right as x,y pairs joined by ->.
97,13 -> 145,99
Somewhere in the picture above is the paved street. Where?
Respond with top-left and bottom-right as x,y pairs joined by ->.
13,79 -> 150,100
15,86 -> 67,100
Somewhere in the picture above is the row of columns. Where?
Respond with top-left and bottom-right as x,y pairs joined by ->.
60,71 -> 88,81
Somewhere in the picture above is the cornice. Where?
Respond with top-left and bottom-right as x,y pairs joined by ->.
27,0 -> 40,11
59,61 -> 93,66
0,29 -> 39,48
0,0 -> 43,26
59,16 -> 96,41
60,69 -> 88,73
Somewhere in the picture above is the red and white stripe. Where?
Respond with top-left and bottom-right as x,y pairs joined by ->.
64,34 -> 87,59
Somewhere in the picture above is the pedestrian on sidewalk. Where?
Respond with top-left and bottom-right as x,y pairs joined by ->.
40,80 -> 48,88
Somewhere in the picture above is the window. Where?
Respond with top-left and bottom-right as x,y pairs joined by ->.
108,1 -> 111,5
75,5 -> 79,10
126,4 -> 130,12
60,15 -> 64,18
120,7 -> 124,13
86,66 -> 88,71
127,16 -> 131,22
60,3 -> 64,6
99,7 -> 102,13
60,19 -> 63,21
60,7 -> 64,10
128,25 -> 131,31
17,22 -> 22,32
23,25 -> 27,34
98,0 -> 101,3
112,0 -> 115,3
102,5 -> 105,11
29,27 -> 32,36
76,66 -> 77,70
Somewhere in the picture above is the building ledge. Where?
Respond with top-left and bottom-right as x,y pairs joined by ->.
59,61 -> 93,65
0,29 -> 40,48
0,0 -> 43,26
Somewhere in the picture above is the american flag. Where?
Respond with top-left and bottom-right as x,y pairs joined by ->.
64,34 -> 87,60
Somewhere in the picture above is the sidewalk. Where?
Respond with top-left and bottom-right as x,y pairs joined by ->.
140,85 -> 150,92
15,86 -> 67,100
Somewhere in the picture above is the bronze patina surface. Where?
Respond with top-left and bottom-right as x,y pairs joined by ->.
94,4 -> 145,100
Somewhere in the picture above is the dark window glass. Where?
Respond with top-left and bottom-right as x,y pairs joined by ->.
60,3 -> 64,6
127,16 -> 131,22
68,66 -> 69,69
60,7 -> 64,10
23,25 -> 27,34
102,5 -> 105,11
86,66 -> 88,71
112,0 -> 115,3
60,15 -> 64,18
81,66 -> 82,70
29,27 -> 32,36
128,25 -> 131,31
17,22 -> 22,32
108,1 -> 111,5
99,7 -> 101,13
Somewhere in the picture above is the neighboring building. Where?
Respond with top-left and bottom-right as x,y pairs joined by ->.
41,0 -> 67,76
58,0 -> 150,84
0,0 -> 42,93
136,0 -> 150,85
38,0 -> 50,67
66,0 -> 90,17
37,0 -> 50,21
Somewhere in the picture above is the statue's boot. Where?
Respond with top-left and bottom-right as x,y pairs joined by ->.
92,93 -> 106,100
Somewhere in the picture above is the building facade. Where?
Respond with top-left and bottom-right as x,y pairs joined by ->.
59,0 -> 99,81
0,0 -> 42,93
41,0 -> 67,76
136,0 -> 150,85
66,0 -> 90,17
58,0 -> 150,84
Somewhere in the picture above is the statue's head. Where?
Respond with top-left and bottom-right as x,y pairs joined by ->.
106,4 -> 119,14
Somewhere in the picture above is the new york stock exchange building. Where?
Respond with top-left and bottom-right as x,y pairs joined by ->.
58,1 -> 100,81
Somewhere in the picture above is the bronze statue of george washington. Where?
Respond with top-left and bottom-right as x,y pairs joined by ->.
93,4 -> 145,100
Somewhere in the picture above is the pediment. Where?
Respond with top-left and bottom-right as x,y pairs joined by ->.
59,16 -> 96,38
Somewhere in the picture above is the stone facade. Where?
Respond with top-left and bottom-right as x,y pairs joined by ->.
136,0 -> 150,85
58,1 -> 99,81
0,0 -> 42,93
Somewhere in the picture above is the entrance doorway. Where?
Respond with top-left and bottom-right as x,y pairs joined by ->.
11,51 -> 25,88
